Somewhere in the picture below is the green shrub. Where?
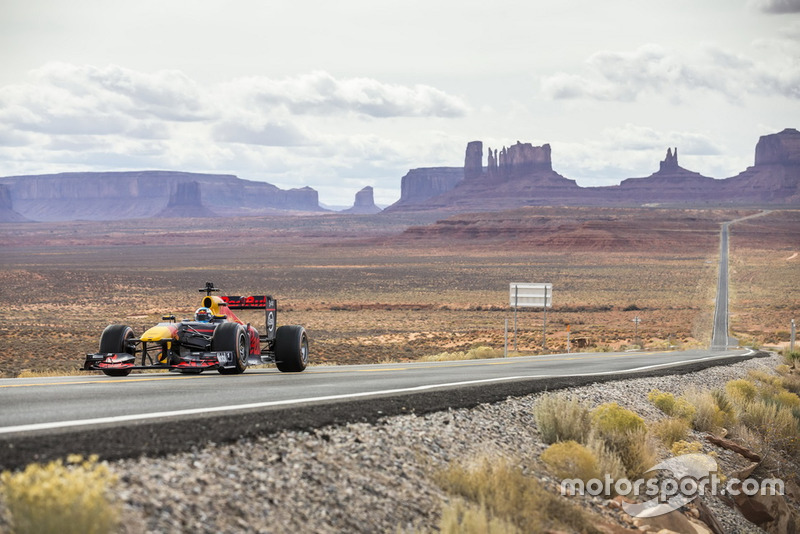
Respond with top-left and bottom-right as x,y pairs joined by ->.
591,402 -> 645,435
533,392 -> 591,445
650,417 -> 690,447
590,403 -> 655,479
725,379 -> 758,405
541,441 -> 600,482
748,370 -> 784,388
770,390 -> 800,409
647,390 -> 696,420
0,455 -> 119,534
647,389 -> 676,413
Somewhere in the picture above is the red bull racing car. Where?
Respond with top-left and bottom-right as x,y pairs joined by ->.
83,282 -> 309,377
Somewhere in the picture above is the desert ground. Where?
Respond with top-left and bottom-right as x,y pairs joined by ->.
0,207 -> 797,377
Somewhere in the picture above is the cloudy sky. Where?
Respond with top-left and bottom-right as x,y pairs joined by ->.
1,0 -> 799,206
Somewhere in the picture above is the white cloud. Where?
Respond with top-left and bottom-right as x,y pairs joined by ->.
32,63 -> 213,122
212,120 -> 309,147
225,71 -> 469,118
541,43 -> 800,103
749,0 -> 800,13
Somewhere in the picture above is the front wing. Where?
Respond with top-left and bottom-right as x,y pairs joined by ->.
83,350 -> 239,372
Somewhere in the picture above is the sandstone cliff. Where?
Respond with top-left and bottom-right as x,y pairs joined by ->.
0,171 -> 323,221
721,128 -> 800,204
342,186 -> 382,214
0,184 -> 29,222
389,140 -> 580,212
387,167 -> 463,210
155,181 -> 220,218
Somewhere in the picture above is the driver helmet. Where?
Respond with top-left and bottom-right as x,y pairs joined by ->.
194,307 -> 213,323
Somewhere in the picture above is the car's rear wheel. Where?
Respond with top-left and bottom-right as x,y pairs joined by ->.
213,322 -> 248,374
99,324 -> 134,377
275,325 -> 308,372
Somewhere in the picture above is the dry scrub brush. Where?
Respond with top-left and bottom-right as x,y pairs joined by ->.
0,455 -> 119,534
533,393 -> 656,485
532,392 -> 591,444
589,402 -> 657,479
433,456 -> 600,534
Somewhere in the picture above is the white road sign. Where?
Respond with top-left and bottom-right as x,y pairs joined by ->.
509,283 -> 552,308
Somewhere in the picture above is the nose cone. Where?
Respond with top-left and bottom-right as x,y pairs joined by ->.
140,324 -> 178,342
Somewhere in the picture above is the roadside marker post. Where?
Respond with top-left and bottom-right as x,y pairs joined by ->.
504,318 -> 509,357
567,323 -> 571,354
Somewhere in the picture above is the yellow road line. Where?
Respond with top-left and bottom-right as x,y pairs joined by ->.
0,375 -> 192,388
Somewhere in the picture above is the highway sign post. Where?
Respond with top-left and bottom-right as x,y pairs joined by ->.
566,323 -> 571,353
509,283 -> 552,352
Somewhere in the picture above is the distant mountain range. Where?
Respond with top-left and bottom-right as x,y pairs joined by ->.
1,128 -> 797,222
387,128 -> 800,212
0,171 -> 322,222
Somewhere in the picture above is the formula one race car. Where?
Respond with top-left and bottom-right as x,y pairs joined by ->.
83,282 -> 308,377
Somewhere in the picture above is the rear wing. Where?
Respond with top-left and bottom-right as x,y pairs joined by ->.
221,295 -> 277,340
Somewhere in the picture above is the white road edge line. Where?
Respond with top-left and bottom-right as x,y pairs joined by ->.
0,350 -> 753,436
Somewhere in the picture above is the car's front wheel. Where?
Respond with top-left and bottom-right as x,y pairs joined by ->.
99,324 -> 134,377
275,325 -> 309,372
213,322 -> 249,374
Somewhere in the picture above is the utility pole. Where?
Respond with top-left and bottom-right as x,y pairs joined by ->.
791,319 -> 796,353
633,316 -> 641,346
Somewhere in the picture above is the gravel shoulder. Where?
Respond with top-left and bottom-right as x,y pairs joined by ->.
106,352 -> 792,534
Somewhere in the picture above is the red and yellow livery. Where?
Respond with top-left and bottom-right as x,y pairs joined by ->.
83,282 -> 308,377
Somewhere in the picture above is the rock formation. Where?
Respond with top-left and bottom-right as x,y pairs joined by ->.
722,128 -> 800,204
388,140 -> 579,211
488,141 -> 553,181
0,171 -> 324,221
387,167 -> 463,210
0,184 -> 29,222
155,181 -> 219,218
342,186 -> 382,214
390,129 -> 800,212
755,128 -> 800,166
659,147 -> 679,172
464,141 -> 484,181
603,147 -> 718,204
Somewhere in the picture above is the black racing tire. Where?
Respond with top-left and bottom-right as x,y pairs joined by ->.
275,325 -> 309,372
99,324 -> 134,377
213,322 -> 249,375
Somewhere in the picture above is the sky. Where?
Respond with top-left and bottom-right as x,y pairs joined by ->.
1,0 -> 799,207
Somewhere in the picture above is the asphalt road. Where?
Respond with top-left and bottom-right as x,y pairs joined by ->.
710,222 -> 737,350
0,348 -> 764,468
